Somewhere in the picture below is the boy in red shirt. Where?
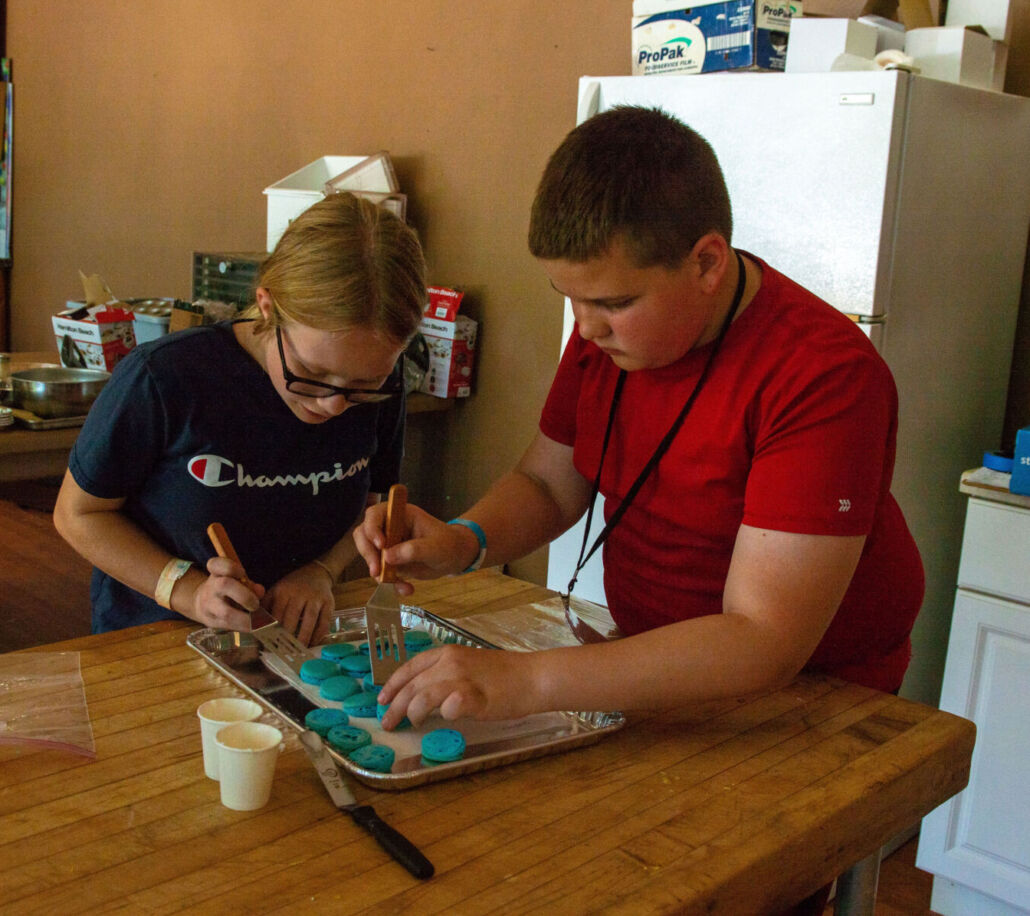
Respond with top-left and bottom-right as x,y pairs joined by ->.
358,106 -> 922,732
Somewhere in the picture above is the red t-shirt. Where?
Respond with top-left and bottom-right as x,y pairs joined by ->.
540,258 -> 923,692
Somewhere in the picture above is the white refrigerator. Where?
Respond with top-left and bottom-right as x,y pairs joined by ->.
545,70 -> 1030,706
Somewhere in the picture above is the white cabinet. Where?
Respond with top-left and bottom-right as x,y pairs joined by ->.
917,492 -> 1030,916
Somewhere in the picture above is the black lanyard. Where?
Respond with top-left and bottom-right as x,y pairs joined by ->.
563,250 -> 747,605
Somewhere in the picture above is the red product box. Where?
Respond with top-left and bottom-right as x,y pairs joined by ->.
52,304 -> 137,372
418,286 -> 477,399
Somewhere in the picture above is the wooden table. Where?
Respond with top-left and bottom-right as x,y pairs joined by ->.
0,570 -> 974,915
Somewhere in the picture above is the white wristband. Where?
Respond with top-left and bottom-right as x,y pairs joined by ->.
155,558 -> 193,609
310,558 -> 336,584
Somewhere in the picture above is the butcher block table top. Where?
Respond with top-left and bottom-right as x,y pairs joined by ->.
0,569 -> 974,914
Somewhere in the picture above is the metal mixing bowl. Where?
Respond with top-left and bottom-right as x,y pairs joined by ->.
11,367 -> 112,419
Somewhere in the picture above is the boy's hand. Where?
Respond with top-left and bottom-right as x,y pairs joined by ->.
353,502 -> 481,594
376,644 -> 542,729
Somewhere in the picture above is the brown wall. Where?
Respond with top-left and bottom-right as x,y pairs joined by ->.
6,1 -> 1030,587
6,0 -> 630,582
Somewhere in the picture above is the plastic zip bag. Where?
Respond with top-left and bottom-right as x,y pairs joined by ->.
452,595 -> 622,652
0,651 -> 96,759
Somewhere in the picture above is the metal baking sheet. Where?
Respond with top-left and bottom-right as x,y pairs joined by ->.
187,604 -> 624,790
12,409 -> 88,429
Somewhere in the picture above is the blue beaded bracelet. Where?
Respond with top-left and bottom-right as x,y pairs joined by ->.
447,518 -> 487,573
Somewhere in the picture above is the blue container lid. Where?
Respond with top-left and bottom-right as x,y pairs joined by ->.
983,450 -> 1013,473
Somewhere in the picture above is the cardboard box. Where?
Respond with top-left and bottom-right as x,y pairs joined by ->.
68,297 -> 176,345
785,17 -> 879,71
169,301 -> 207,333
803,0 -> 937,29
857,14 -> 907,51
799,0 -> 871,14
167,299 -> 239,333
418,287 -> 477,399
1011,426 -> 1030,495
945,0 -> 1016,43
322,151 -> 399,195
905,25 -> 996,88
52,305 -> 136,371
632,0 -> 794,75
263,153 -> 399,251
55,273 -> 137,370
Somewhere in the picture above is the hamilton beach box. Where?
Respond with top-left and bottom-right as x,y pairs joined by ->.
52,305 -> 136,372
418,286 -> 477,399
632,0 -> 795,75
54,272 -> 137,371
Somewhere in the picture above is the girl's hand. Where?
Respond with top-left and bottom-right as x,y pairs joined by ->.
189,555 -> 266,631
376,644 -> 543,729
262,562 -> 336,646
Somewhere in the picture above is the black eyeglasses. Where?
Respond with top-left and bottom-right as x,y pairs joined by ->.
275,326 -> 404,403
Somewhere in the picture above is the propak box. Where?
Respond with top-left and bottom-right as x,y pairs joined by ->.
632,0 -> 794,75
418,287 -> 477,399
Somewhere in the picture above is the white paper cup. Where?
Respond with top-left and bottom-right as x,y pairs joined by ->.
197,698 -> 263,780
214,721 -> 283,811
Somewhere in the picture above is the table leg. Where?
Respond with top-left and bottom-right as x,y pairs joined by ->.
833,849 -> 882,916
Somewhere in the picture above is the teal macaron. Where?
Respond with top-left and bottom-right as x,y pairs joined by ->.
403,629 -> 434,649
376,702 -> 412,730
304,707 -> 349,736
325,724 -> 372,754
338,653 -> 373,676
320,642 -> 358,661
361,672 -> 383,694
342,690 -> 380,718
319,675 -> 362,702
348,743 -> 395,773
299,658 -> 341,685
421,728 -> 466,763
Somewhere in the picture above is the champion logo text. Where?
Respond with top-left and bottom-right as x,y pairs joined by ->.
187,453 -> 370,495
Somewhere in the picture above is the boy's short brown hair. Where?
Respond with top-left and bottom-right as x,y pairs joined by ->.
528,106 -> 733,269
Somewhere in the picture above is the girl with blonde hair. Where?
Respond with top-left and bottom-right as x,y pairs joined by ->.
55,192 -> 426,641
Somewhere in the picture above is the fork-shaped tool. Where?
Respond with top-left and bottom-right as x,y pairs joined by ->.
207,522 -> 311,675
365,484 -> 409,685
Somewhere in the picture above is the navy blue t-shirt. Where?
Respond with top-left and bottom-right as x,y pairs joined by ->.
68,322 -> 404,633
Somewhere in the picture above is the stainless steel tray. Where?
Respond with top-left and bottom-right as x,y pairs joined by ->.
187,604 -> 624,790
12,408 -> 88,429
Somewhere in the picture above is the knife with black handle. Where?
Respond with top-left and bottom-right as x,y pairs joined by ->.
299,729 -> 435,880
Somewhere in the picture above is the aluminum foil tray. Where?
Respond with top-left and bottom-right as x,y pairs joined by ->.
187,603 -> 624,790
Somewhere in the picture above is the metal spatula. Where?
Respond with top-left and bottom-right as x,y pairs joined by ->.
365,484 -> 409,685
207,522 -> 311,675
